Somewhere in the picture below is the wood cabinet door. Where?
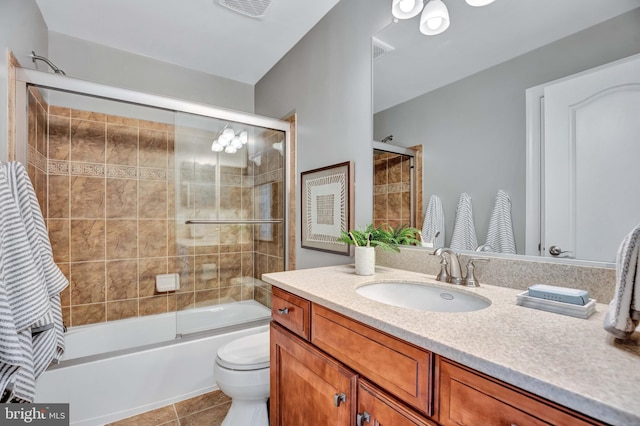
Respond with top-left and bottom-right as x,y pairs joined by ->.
357,380 -> 436,426
437,357 -> 603,426
271,322 -> 357,426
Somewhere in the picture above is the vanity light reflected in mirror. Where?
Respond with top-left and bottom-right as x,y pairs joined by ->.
373,0 -> 640,264
392,0 -> 495,36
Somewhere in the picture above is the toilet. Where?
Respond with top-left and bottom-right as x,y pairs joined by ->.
214,331 -> 270,426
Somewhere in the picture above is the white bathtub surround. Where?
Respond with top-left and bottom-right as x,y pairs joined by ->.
34,301 -> 270,425
355,246 -> 375,275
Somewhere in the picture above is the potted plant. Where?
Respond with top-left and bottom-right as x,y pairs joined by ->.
338,224 -> 421,275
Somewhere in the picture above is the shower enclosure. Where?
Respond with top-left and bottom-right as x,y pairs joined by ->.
14,68 -> 290,338
372,141 -> 422,230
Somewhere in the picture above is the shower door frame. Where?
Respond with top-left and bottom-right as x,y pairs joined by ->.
372,141 -> 417,228
14,67 -> 292,271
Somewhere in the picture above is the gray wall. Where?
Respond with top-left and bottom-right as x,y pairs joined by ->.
48,32 -> 254,113
0,0 -> 48,161
374,8 -> 640,254
255,0 -> 390,269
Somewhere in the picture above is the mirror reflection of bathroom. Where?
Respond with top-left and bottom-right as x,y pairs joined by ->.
372,140 -> 422,231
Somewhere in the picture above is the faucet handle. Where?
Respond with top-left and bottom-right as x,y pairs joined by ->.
435,256 -> 450,283
462,257 -> 489,287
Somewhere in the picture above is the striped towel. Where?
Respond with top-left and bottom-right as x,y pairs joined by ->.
484,190 -> 516,254
0,162 -> 68,402
450,193 -> 478,251
603,224 -> 640,339
421,195 -> 445,247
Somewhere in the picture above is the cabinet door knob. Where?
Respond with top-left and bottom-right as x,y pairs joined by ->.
277,307 -> 289,314
356,411 -> 371,425
333,392 -> 346,407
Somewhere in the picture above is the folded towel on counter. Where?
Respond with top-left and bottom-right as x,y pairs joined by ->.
484,189 -> 516,254
421,195 -> 445,247
450,193 -> 478,251
603,224 -> 640,339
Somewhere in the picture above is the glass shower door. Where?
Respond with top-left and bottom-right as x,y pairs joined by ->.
173,111 -> 286,336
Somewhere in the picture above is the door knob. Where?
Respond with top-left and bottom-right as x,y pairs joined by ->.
549,245 -> 572,256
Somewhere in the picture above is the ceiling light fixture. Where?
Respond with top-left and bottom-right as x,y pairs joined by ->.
392,0 -> 424,19
392,0 -> 495,36
420,0 -> 449,35
465,0 -> 495,6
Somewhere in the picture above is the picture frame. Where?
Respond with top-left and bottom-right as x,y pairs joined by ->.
301,161 -> 354,255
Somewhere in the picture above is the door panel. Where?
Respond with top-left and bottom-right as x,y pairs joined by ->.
543,54 -> 640,262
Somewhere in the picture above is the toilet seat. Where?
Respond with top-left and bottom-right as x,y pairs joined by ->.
216,331 -> 270,371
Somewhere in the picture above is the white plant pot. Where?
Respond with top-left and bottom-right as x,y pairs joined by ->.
355,246 -> 375,276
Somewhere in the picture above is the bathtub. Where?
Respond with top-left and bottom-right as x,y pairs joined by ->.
34,300 -> 271,425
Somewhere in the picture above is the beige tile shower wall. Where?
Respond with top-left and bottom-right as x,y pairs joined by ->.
373,152 -> 412,229
36,101 -> 285,327
45,105 -> 179,327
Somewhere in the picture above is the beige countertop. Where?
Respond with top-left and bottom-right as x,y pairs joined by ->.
263,264 -> 640,425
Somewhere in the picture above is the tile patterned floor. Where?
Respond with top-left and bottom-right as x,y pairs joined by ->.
106,390 -> 231,426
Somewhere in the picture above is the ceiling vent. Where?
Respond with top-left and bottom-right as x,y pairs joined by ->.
372,37 -> 395,60
219,0 -> 272,18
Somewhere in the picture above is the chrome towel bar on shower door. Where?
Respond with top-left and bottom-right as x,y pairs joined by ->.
185,219 -> 283,225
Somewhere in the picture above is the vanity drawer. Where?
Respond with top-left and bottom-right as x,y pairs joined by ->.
271,287 -> 311,340
437,357 -> 604,426
311,304 -> 433,416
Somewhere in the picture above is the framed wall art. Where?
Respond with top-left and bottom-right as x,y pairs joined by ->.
301,161 -> 354,255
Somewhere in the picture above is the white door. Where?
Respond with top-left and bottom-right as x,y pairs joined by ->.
543,54 -> 640,262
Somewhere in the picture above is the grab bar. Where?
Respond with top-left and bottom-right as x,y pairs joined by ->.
185,219 -> 283,225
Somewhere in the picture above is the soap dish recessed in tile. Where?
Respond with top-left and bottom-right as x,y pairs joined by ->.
516,291 -> 596,319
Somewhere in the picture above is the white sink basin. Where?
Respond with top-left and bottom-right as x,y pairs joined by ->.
356,281 -> 490,313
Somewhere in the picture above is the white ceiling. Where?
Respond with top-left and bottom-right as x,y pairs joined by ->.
35,0 -> 342,85
374,0 -> 640,112
34,0 -> 640,104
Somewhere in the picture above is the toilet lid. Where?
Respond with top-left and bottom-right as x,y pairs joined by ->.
216,331 -> 270,371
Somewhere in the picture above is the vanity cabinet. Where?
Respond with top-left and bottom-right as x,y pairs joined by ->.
436,356 -> 605,426
358,379 -> 434,426
270,287 -> 604,426
271,288 -> 435,426
270,322 -> 356,425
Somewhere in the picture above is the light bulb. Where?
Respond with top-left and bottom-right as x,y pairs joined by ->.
224,145 -> 237,154
392,0 -> 424,19
426,17 -> 442,30
218,134 -> 231,147
399,0 -> 415,13
231,137 -> 243,149
419,0 -> 449,35
222,128 -> 235,139
465,0 -> 495,6
211,140 -> 223,152
239,130 -> 248,144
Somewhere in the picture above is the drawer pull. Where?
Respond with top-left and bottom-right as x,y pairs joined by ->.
356,411 -> 371,425
333,392 -> 346,407
277,307 -> 289,315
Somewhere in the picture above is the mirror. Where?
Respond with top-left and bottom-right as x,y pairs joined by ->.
372,0 -> 640,263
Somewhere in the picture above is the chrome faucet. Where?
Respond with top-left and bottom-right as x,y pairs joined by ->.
432,248 -> 463,285
462,257 -> 489,287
